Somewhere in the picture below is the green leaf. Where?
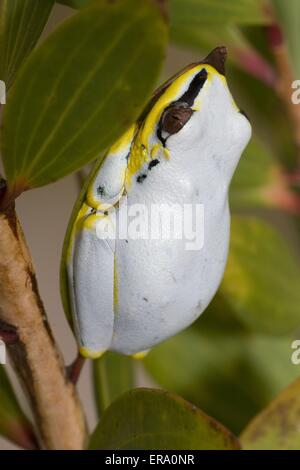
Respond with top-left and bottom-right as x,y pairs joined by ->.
93,352 -> 134,416
221,216 -> 300,335
241,376 -> 300,449
0,0 -> 54,88
169,1 -> 271,71
62,0 -> 271,41
1,0 -> 167,189
0,365 -> 36,448
57,0 -> 92,7
59,0 -> 270,23
230,138 -> 282,210
89,388 -> 240,450
170,0 -> 270,30
170,23 -> 251,62
59,1 -> 266,74
145,313 -> 299,434
272,0 -> 300,77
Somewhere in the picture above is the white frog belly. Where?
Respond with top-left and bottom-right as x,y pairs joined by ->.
111,192 -> 230,355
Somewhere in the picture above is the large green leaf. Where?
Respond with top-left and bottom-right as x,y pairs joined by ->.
89,388 -> 240,450
272,0 -> 300,78
242,376 -> 300,449
221,216 -> 300,334
1,0 -> 167,189
93,352 -> 134,416
0,0 -> 54,88
145,310 -> 299,434
0,365 -> 36,449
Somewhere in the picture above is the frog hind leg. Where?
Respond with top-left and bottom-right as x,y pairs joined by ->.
131,350 -> 150,360
68,213 -> 115,359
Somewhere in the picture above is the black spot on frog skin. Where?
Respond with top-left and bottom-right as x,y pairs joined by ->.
136,174 -> 147,183
148,159 -> 160,170
97,185 -> 105,196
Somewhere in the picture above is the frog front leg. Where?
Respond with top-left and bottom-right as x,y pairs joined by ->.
86,124 -> 136,211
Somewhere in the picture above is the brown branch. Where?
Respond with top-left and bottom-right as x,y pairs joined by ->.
0,193 -> 87,449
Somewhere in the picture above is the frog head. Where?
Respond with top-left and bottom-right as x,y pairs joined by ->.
129,46 -> 251,189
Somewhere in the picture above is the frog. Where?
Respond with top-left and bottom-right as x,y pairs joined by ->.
61,47 -> 251,358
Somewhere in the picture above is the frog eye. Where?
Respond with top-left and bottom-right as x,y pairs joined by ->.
158,103 -> 193,144
161,102 -> 193,135
157,68 -> 208,145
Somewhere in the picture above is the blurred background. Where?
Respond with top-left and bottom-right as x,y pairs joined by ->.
1,0 -> 300,450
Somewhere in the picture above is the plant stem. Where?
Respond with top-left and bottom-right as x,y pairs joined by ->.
68,353 -> 86,385
152,0 -> 168,21
263,184 -> 300,215
0,195 -> 87,449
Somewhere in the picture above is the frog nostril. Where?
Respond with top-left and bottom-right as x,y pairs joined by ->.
239,109 -> 250,121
